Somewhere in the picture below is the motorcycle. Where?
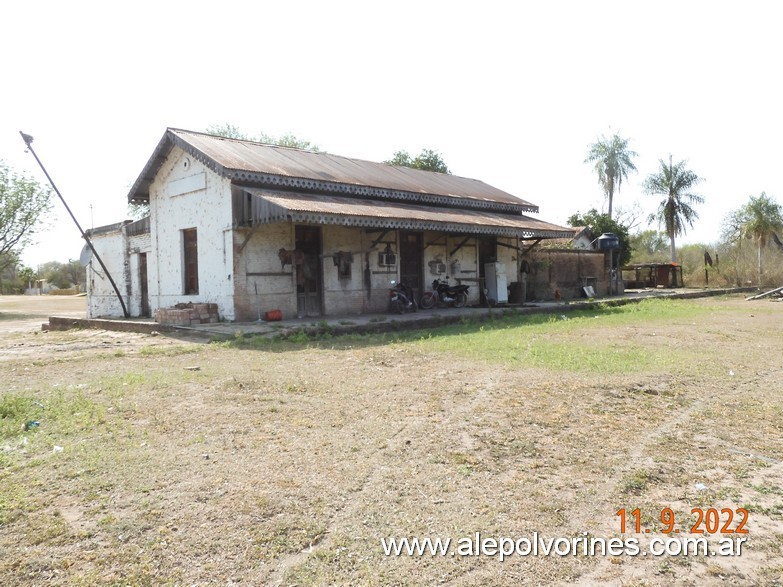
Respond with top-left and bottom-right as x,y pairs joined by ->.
389,280 -> 418,314
420,277 -> 469,309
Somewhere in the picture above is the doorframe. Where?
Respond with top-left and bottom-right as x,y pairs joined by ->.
139,252 -> 150,318
398,230 -> 424,301
294,224 -> 324,317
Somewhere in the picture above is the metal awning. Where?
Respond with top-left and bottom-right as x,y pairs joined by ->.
239,188 -> 573,239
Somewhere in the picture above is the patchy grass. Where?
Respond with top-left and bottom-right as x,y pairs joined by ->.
0,295 -> 781,585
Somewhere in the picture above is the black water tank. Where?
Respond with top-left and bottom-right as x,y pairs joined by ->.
597,232 -> 620,250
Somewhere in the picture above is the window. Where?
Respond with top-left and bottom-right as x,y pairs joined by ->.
183,228 -> 199,294
334,251 -> 353,279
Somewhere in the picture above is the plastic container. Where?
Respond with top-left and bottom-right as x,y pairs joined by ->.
265,309 -> 283,321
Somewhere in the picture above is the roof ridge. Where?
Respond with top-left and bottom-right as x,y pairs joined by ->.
168,127 -> 315,153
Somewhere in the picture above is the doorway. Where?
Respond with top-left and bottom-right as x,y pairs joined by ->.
478,237 -> 497,304
399,231 -> 423,301
139,253 -> 150,318
295,225 -> 323,317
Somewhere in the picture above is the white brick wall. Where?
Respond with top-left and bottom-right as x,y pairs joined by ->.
147,147 -> 236,320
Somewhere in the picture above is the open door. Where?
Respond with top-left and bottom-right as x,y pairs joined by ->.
399,231 -> 423,301
478,237 -> 497,304
295,225 -> 323,317
139,253 -> 150,318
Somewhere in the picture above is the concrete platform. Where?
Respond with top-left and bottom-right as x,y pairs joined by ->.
45,287 -> 756,339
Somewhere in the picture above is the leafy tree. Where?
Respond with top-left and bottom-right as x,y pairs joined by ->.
584,132 -> 638,220
127,201 -> 150,220
18,266 -> 36,290
205,123 -> 321,152
0,253 -> 18,293
64,259 -> 86,289
567,208 -> 632,266
724,193 -> 783,284
39,260 -> 85,290
205,123 -> 250,140
272,132 -> 321,152
384,151 -> 414,167
629,229 -> 668,261
0,160 -> 52,270
643,156 -> 704,263
384,149 -> 451,174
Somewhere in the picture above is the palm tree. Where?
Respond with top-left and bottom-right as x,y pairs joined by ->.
585,132 -> 638,220
738,192 -> 783,284
643,156 -> 704,263
18,266 -> 36,290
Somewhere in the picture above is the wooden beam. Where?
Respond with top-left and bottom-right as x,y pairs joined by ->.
496,240 -> 521,252
746,286 -> 783,300
369,229 -> 391,248
237,224 -> 261,254
521,238 -> 543,255
450,236 -> 471,257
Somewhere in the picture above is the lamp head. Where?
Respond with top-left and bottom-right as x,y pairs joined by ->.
19,131 -> 34,148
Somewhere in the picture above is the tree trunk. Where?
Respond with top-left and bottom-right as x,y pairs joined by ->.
670,233 -> 676,263
758,241 -> 764,285
607,180 -> 614,221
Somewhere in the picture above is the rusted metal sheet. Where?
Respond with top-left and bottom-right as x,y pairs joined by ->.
240,188 -> 573,239
178,129 -> 530,205
129,128 -> 539,213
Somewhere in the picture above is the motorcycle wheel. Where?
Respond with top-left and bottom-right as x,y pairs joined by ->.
396,298 -> 407,314
420,293 -> 435,309
454,292 -> 468,308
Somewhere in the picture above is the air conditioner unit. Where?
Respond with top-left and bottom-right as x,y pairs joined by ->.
378,244 -> 396,266
378,251 -> 396,266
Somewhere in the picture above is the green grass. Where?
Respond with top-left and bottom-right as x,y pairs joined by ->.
216,298 -> 721,372
0,390 -> 106,440
138,344 -> 201,357
407,300 -> 705,372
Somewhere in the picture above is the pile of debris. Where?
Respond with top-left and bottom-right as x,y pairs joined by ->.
156,302 -> 220,326
746,287 -> 783,301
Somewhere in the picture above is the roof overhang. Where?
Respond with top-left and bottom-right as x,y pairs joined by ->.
239,188 -> 573,239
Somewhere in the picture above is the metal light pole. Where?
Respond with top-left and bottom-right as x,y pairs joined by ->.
19,131 -> 129,317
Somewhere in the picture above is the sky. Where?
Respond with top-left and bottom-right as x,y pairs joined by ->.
2,0 -> 782,268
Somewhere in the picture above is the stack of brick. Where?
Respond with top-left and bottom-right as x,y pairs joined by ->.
156,303 -> 220,326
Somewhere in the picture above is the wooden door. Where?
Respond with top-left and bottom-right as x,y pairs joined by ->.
295,225 -> 323,317
399,231 -> 423,300
139,253 -> 150,318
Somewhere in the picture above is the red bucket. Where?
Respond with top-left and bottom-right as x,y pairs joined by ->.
265,309 -> 282,321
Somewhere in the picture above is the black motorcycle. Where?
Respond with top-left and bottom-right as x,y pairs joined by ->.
420,278 -> 469,309
389,280 -> 418,314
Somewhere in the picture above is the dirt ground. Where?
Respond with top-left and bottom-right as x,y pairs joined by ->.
0,294 -> 86,332
1,294 -> 782,586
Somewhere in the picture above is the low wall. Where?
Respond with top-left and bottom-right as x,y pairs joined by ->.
47,316 -> 173,334
524,249 -> 608,301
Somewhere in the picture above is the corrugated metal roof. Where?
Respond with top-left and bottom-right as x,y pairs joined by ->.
128,128 -> 539,213
240,188 -> 573,239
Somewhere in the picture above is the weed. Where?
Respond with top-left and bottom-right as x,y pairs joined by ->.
138,344 -> 200,356
620,470 -> 659,495
286,331 -> 310,344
